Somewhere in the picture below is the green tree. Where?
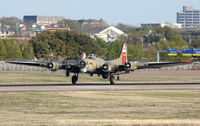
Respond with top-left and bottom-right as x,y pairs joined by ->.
95,38 -> 109,57
4,39 -> 22,60
0,40 -> 7,60
128,44 -> 145,61
190,39 -> 200,48
145,46 -> 157,61
163,26 -> 176,41
106,39 -> 123,59
32,31 -> 101,59
156,35 -> 190,61
21,42 -> 34,59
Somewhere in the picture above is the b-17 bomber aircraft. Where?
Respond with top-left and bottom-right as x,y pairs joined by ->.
6,41 -> 192,84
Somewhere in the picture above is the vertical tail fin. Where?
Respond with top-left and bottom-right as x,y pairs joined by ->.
121,41 -> 127,64
81,52 -> 86,60
111,41 -> 127,65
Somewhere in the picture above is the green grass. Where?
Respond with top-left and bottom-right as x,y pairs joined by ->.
143,92 -> 200,98
0,71 -> 106,84
0,91 -> 200,125
120,77 -> 200,82
1,71 -> 200,84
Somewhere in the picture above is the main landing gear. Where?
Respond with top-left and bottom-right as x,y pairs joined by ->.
109,75 -> 115,85
109,74 -> 120,85
71,73 -> 119,85
72,74 -> 78,84
103,73 -> 119,85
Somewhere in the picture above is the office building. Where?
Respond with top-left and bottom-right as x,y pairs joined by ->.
177,6 -> 200,27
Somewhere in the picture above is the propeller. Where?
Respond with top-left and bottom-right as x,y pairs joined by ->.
124,62 -> 131,70
102,64 -> 109,71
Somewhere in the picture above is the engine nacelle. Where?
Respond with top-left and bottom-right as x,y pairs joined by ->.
124,62 -> 131,70
102,64 -> 112,72
78,60 -> 86,69
116,62 -> 131,71
47,62 -> 61,71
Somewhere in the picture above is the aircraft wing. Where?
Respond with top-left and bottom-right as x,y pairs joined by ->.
6,59 -> 86,72
134,61 -> 192,69
6,60 -> 49,67
6,60 -> 65,72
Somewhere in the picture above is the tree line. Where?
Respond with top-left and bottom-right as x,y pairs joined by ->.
29,30 -> 197,61
0,30 -> 199,62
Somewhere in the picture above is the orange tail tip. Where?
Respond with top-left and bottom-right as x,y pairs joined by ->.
121,41 -> 127,64
81,52 -> 86,60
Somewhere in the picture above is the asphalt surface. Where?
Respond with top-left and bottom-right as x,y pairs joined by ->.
0,82 -> 200,92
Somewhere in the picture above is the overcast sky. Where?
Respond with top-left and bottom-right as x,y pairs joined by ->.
1,0 -> 200,26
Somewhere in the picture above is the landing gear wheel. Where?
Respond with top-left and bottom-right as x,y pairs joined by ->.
72,75 -> 78,84
110,75 -> 115,85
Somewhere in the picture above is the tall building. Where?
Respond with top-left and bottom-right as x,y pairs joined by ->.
177,6 -> 200,27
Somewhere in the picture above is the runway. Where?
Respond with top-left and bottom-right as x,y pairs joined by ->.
0,82 -> 200,92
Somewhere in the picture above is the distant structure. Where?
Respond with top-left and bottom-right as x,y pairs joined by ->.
94,26 -> 126,43
141,23 -> 161,28
0,31 -> 15,38
177,6 -> 200,28
45,28 -> 70,32
78,19 -> 109,35
23,15 -> 64,28
141,23 -> 182,29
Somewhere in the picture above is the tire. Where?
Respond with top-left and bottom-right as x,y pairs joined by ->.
110,76 -> 115,85
72,75 -> 78,84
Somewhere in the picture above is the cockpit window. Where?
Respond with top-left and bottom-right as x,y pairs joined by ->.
89,54 -> 95,57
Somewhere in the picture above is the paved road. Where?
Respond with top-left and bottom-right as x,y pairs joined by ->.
0,82 -> 200,92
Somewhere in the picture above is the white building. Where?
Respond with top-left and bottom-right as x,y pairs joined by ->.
160,23 -> 182,29
95,26 -> 126,43
141,23 -> 182,29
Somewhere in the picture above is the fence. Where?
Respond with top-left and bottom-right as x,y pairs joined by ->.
161,62 -> 200,71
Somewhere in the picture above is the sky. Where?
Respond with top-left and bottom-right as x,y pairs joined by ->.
1,0 -> 200,26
